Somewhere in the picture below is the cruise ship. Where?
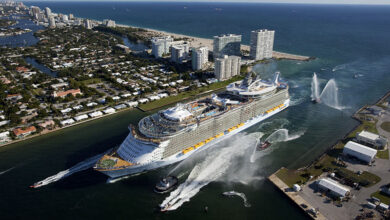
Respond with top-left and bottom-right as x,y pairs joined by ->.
94,72 -> 290,179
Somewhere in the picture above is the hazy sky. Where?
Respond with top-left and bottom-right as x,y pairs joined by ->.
21,0 -> 390,4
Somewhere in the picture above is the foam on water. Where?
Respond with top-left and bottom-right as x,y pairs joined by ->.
223,191 -> 251,207
0,166 -> 16,176
160,133 -> 258,211
32,150 -> 110,188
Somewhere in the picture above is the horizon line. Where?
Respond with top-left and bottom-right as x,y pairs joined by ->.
19,0 -> 390,6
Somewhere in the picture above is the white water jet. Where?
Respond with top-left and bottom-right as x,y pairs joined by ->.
160,134 -> 256,211
265,129 -> 304,144
250,132 -> 264,163
223,191 -> 251,207
319,79 -> 341,110
311,73 -> 320,102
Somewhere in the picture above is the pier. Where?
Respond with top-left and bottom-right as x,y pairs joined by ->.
268,169 -> 327,220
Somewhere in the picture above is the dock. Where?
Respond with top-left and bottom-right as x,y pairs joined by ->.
268,169 -> 327,220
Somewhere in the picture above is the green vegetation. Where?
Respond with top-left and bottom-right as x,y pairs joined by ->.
377,149 -> 389,159
0,19 -> 16,27
276,168 -> 307,188
348,120 -> 378,138
80,78 -> 102,85
99,159 -> 116,169
139,75 -> 245,111
371,191 -> 390,205
275,140 -> 381,188
380,122 -> 390,132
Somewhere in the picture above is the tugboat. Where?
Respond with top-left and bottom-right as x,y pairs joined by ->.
154,176 -> 179,194
257,141 -> 271,151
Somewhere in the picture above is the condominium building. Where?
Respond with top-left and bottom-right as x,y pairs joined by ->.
84,19 -> 92,29
191,46 -> 209,70
151,36 -> 173,58
44,7 -> 51,18
103,19 -> 116,27
170,42 -> 189,63
214,55 -> 241,81
49,16 -> 56,28
30,6 -> 40,19
250,29 -> 275,60
213,34 -> 242,58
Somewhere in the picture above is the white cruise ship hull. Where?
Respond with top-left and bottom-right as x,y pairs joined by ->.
99,99 -> 290,179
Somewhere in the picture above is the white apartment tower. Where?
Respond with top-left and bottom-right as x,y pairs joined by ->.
151,36 -> 173,58
84,19 -> 92,29
170,42 -> 189,63
213,34 -> 242,58
214,55 -> 241,81
250,29 -> 275,60
44,7 -> 51,18
49,16 -> 56,28
192,47 -> 209,71
103,19 -> 116,28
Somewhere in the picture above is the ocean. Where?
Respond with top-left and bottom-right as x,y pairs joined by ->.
2,2 -> 390,219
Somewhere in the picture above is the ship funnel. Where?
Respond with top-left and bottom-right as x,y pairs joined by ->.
273,72 -> 280,85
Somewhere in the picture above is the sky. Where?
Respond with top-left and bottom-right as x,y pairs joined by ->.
20,0 -> 390,5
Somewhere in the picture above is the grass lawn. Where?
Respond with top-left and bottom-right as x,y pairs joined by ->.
275,167 -> 307,188
381,122 -> 390,133
348,120 -> 378,138
139,75 -> 245,111
81,78 -> 102,85
377,149 -> 389,160
371,191 -> 390,205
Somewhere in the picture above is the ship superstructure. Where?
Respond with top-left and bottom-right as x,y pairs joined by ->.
94,72 -> 290,179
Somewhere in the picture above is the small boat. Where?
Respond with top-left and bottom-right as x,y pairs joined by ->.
257,141 -> 271,151
30,181 -> 43,188
160,203 -> 172,212
311,98 -> 321,103
154,176 -> 179,194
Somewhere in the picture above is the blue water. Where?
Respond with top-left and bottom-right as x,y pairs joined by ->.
0,15 -> 43,47
2,2 -> 390,220
25,57 -> 58,77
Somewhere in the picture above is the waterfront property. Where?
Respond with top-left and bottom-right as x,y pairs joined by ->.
213,34 -> 241,58
250,29 -> 275,61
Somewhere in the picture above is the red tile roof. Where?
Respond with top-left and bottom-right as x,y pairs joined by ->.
13,126 -> 36,136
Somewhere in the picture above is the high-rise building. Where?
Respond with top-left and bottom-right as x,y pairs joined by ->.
103,19 -> 116,27
44,7 -> 51,18
170,42 -> 189,63
62,15 -> 68,22
69,14 -> 74,20
250,29 -> 275,60
30,6 -> 40,20
151,36 -> 173,58
49,16 -> 56,28
213,34 -> 241,58
84,19 -> 92,29
192,47 -> 209,71
214,55 -> 241,81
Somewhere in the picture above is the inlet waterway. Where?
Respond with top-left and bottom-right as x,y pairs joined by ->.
24,57 -> 58,77
2,2 -> 390,219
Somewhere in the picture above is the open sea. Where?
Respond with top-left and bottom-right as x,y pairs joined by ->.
2,2 -> 390,219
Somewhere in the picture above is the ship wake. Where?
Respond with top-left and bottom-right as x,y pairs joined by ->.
160,134 -> 259,211
223,191 -> 251,207
31,150 -> 110,188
